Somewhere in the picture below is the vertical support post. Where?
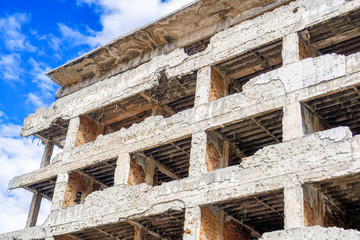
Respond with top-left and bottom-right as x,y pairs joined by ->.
134,225 -> 146,240
217,210 -> 225,240
189,131 -> 208,177
64,117 -> 80,151
25,141 -> 55,228
25,193 -> 42,228
220,141 -> 230,168
50,173 -> 69,211
284,183 -> 304,229
40,141 -> 54,168
145,159 -> 156,186
282,33 -> 300,65
194,66 -> 211,106
183,206 -> 201,240
114,153 -> 131,185
282,101 -> 304,141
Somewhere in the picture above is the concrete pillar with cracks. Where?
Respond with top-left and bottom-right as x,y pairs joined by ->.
284,183 -> 304,229
282,33 -> 300,65
50,172 -> 69,212
114,153 -> 131,185
194,66 -> 211,106
183,206 -> 201,240
282,101 -> 304,141
189,131 -> 208,177
63,117 -> 80,151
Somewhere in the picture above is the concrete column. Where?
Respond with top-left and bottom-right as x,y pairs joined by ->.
284,183 -> 304,229
282,101 -> 304,141
25,193 -> 42,228
194,66 -> 211,106
189,131 -> 208,177
282,33 -> 300,65
50,173 -> 69,211
63,117 -> 80,151
40,141 -> 54,168
114,153 -> 131,185
183,206 -> 201,240
145,159 -> 156,186
25,141 -> 55,228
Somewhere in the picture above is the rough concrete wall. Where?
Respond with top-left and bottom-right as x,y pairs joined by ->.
260,226 -> 360,240
200,207 -> 218,240
224,219 -> 250,240
128,158 -> 146,186
0,226 -> 46,240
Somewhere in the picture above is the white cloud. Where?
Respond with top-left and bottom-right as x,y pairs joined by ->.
0,13 -> 36,52
0,111 -> 7,123
28,58 -> 55,94
67,0 -> 194,47
0,123 -> 51,234
26,93 -> 46,109
58,23 -> 89,46
0,122 -> 21,138
0,54 -> 22,83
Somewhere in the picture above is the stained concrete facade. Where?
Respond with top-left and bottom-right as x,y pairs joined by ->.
2,0 -> 360,239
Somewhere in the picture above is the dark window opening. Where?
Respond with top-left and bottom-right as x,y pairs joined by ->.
299,9 -> 360,58
305,174 -> 360,230
209,189 -> 284,239
214,39 -> 283,97
130,136 -> 192,186
209,109 -> 283,167
302,85 -> 360,136
184,36 -> 211,56
36,118 -> 69,149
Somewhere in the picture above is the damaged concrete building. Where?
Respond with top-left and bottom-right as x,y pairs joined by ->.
3,0 -> 360,239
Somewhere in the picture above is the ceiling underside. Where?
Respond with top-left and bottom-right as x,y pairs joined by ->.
213,109 -> 283,165
305,9 -> 360,56
303,85 -> 360,135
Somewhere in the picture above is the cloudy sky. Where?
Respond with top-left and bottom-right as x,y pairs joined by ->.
0,0 -> 194,234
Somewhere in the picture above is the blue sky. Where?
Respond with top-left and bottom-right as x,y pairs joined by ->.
0,0 -> 193,234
